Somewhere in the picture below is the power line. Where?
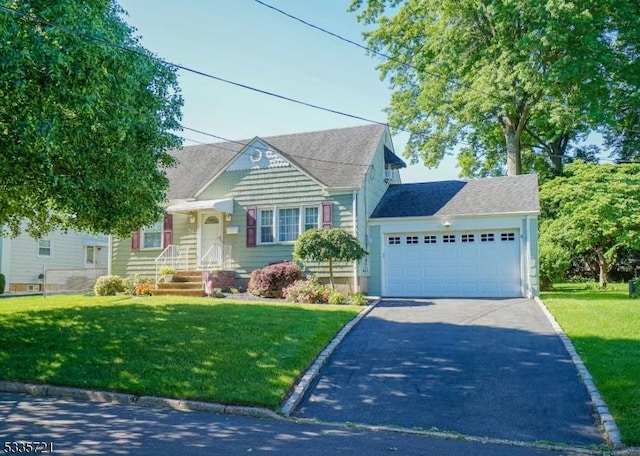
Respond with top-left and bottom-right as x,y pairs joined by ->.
252,0 -> 496,100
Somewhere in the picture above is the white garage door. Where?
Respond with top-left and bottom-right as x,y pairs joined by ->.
384,231 -> 522,298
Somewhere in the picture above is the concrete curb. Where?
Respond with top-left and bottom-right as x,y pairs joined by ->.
534,297 -> 623,448
0,381 -> 281,421
280,299 -> 380,415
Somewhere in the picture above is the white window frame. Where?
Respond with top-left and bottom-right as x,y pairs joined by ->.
257,204 -> 321,245
37,239 -> 51,257
141,221 -> 163,250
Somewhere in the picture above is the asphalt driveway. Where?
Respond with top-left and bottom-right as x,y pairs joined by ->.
293,298 -> 605,445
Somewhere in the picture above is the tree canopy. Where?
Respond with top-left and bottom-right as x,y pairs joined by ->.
293,228 -> 368,289
0,0 -> 182,237
539,161 -> 640,288
349,0 -> 640,177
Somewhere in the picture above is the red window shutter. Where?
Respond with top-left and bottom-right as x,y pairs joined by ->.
131,230 -> 140,251
163,214 -> 173,247
321,202 -> 333,229
246,207 -> 257,247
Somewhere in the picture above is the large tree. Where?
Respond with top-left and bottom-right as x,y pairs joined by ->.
0,0 -> 182,238
539,161 -> 640,288
349,0 -> 640,176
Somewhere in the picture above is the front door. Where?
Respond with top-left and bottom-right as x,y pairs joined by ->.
201,214 -> 222,253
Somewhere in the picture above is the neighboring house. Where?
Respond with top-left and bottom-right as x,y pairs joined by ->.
110,123 -> 540,298
0,229 -> 108,293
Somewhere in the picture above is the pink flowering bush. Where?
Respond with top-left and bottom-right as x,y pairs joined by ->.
283,276 -> 331,304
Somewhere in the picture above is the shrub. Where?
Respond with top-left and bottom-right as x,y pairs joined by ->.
283,276 -> 330,304
248,262 -> 302,298
348,291 -> 368,306
94,275 -> 125,296
159,266 -> 177,275
123,275 -> 154,295
328,290 -> 346,305
0,273 -> 4,294
134,283 -> 154,296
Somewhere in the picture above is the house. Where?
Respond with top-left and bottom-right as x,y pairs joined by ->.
109,123 -> 540,298
0,229 -> 108,294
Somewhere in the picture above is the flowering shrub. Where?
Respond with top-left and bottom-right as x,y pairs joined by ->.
134,283 -> 154,296
123,274 -> 154,295
248,262 -> 302,298
283,276 -> 330,304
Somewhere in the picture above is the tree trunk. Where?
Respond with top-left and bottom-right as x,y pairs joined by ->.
595,248 -> 608,289
328,256 -> 335,290
504,124 -> 522,176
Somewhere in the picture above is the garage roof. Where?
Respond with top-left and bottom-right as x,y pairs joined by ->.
371,174 -> 539,218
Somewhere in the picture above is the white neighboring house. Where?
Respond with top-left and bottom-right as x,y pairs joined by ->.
0,229 -> 108,293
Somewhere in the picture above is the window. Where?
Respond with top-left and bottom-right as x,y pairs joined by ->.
443,234 -> 456,243
279,208 -> 300,242
304,206 -> 319,231
259,209 -> 274,243
85,246 -> 96,265
142,221 -> 163,249
461,234 -> 475,243
388,236 -> 401,245
501,232 -> 516,242
38,239 -> 51,257
481,233 -> 495,242
406,236 -> 419,244
424,235 -> 437,244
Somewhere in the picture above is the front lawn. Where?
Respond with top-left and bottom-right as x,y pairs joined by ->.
541,283 -> 640,445
0,295 -> 360,408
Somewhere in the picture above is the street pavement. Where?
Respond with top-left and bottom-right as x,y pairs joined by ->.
0,392 -> 601,455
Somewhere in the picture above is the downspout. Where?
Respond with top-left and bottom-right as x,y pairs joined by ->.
352,190 -> 359,292
107,234 -> 113,276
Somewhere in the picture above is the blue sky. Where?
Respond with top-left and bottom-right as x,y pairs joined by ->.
116,0 -> 459,183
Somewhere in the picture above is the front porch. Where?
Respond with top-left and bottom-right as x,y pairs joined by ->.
153,243 -> 235,296
153,269 -> 236,297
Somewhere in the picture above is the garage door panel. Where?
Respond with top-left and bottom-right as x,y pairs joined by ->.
384,230 -> 522,298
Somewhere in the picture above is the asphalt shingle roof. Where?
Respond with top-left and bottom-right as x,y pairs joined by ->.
371,174 -> 540,218
165,124 -> 399,199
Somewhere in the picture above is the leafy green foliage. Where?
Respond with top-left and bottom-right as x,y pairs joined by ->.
0,1 -> 183,237
349,0 -> 640,176
539,162 -> 640,288
293,228 -> 368,289
94,275 -> 125,296
348,291 -> 368,306
0,273 -> 4,294
122,274 -> 154,295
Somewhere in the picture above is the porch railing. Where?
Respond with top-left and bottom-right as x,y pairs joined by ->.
200,242 -> 232,270
155,244 -> 190,283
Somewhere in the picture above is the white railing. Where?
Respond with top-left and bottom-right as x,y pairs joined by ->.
155,244 -> 190,283
200,242 -> 232,270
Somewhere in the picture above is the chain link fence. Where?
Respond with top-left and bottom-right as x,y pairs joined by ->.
43,268 -> 107,296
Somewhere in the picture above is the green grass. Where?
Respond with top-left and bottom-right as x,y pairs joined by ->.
0,294 -> 360,409
541,282 -> 640,445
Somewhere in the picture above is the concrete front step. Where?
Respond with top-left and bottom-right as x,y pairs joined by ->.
152,288 -> 205,297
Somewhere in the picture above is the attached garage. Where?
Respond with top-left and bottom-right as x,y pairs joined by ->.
384,230 -> 522,298
369,175 -> 540,298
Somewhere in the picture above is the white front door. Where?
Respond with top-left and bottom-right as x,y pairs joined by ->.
201,213 -> 222,254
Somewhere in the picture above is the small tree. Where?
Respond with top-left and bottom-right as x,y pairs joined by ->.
540,161 -> 640,288
293,228 -> 368,289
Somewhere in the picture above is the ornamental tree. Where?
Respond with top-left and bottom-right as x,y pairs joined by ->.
293,228 -> 368,290
0,1 -> 182,238
349,0 -> 640,176
539,161 -> 640,288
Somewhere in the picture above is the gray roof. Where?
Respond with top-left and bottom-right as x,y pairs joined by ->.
371,174 -> 540,218
165,124 -> 401,199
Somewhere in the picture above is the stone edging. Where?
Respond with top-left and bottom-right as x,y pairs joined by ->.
280,299 -> 379,415
0,381 -> 281,420
534,296 -> 622,447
